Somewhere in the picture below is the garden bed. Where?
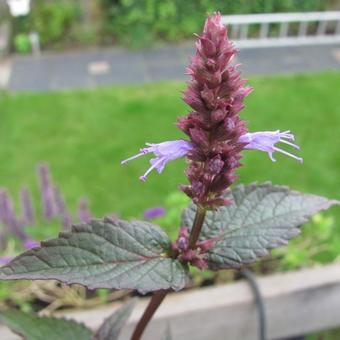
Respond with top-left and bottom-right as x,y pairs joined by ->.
1,263 -> 340,339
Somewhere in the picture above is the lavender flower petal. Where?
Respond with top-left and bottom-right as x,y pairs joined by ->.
239,130 -> 303,163
121,140 -> 193,181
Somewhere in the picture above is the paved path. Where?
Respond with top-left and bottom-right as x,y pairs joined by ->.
2,42 -> 340,92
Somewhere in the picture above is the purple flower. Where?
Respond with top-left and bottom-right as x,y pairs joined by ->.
20,187 -> 35,225
0,190 -> 26,241
0,256 -> 13,265
23,239 -> 40,250
53,186 -> 67,216
77,198 -> 92,223
37,164 -> 56,220
177,12 -> 252,207
144,207 -> 166,219
121,140 -> 193,182
61,213 -> 72,230
239,130 -> 303,163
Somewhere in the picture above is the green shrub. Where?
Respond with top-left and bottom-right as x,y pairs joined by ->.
101,0 -> 328,47
11,0 -> 80,48
273,213 -> 339,270
30,0 -> 80,47
14,34 -> 31,54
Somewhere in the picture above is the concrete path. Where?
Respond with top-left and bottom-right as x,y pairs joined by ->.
2,42 -> 340,92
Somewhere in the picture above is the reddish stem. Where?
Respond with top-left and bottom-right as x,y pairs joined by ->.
188,206 -> 207,249
130,207 -> 206,339
130,290 -> 167,340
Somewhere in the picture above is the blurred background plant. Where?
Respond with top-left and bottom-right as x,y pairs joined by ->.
100,0 -> 327,47
7,0 -> 336,51
13,33 -> 31,54
0,163 -> 94,265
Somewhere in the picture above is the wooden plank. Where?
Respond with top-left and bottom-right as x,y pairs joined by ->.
1,263 -> 340,339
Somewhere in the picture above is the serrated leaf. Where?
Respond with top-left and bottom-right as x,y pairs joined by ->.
0,310 -> 92,340
182,183 -> 339,270
0,218 -> 188,293
95,299 -> 136,340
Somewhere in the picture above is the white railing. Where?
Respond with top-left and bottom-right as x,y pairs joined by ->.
221,11 -> 340,48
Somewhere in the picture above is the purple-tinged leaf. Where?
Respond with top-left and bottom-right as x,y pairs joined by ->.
182,183 -> 339,270
0,310 -> 92,340
0,218 -> 188,294
94,299 -> 136,340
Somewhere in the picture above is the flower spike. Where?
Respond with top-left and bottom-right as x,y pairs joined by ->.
239,130 -> 303,163
121,140 -> 193,181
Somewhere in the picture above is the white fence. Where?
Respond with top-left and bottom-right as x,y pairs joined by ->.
221,11 -> 340,48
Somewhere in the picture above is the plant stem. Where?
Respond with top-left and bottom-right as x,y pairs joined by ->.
130,290 -> 168,340
130,206 -> 206,339
188,205 -> 206,249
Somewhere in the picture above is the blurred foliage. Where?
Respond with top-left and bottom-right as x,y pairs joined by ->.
273,214 -> 339,270
101,0 -> 327,47
30,0 -> 80,46
10,0 -> 331,49
13,34 -> 31,54
11,0 -> 80,49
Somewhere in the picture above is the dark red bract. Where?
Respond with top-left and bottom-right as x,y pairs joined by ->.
178,13 -> 252,208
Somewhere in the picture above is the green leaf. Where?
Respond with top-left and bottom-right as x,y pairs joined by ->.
182,183 -> 339,270
0,310 -> 92,340
0,218 -> 188,293
95,299 -> 136,340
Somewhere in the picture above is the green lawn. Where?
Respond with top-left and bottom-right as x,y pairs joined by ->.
1,71 -> 339,229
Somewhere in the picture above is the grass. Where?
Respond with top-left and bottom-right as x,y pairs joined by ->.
0,71 -> 339,232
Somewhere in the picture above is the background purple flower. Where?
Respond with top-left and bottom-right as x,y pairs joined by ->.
20,187 -> 35,225
37,163 -> 56,220
77,198 -> 92,223
0,163 -> 94,252
144,207 -> 166,219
